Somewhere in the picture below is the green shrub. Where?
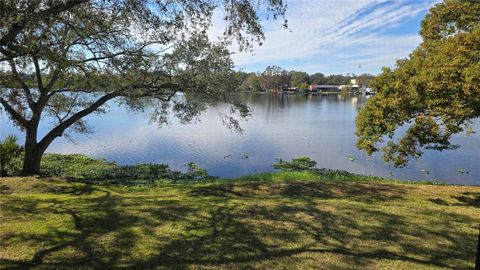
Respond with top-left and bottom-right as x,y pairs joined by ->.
273,157 -> 317,172
102,163 -> 184,184
41,154 -> 117,178
0,135 -> 23,176
40,153 -> 214,184
185,162 -> 211,180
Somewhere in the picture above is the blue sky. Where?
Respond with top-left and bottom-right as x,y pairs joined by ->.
211,0 -> 440,75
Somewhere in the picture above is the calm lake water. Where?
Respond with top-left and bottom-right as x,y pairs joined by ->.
1,93 -> 479,185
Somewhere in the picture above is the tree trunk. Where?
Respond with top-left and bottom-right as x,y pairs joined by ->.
21,121 -> 44,175
22,144 -> 43,175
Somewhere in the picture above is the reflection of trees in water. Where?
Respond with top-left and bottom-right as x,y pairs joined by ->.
239,93 -> 288,114
240,92 -> 369,111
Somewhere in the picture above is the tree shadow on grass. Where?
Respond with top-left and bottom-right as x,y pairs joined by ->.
429,191 -> 480,208
454,192 -> 480,208
0,181 -> 478,269
190,181 -> 408,203
130,196 -> 477,269
0,178 -> 107,196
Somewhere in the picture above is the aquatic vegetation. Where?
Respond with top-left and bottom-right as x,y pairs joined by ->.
420,169 -> 431,175
40,154 -> 213,184
346,153 -> 356,162
273,157 -> 317,172
185,162 -> 213,180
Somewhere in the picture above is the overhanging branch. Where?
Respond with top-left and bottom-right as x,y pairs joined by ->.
38,91 -> 120,151
0,96 -> 28,127
0,0 -> 88,47
38,81 -> 181,150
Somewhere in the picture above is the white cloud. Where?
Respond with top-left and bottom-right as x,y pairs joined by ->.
209,0 -> 438,74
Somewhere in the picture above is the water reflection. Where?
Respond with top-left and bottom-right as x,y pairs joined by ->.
1,93 -> 478,184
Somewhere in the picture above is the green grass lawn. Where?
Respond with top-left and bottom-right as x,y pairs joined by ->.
0,175 -> 479,269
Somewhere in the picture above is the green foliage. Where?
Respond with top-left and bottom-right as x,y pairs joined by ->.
298,82 -> 309,89
310,73 -> 327,85
273,157 -> 317,171
259,65 -> 290,91
325,74 -> 351,85
0,135 -> 23,176
230,169 -> 444,185
235,70 -> 367,91
233,71 -> 250,91
185,162 -> 211,180
289,71 -> 310,87
239,73 -> 264,92
41,154 -> 117,179
0,0 -> 287,174
356,0 -> 480,166
40,154 -> 213,184
103,164 -> 185,184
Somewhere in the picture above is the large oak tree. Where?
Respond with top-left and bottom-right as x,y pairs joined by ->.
356,0 -> 480,166
0,0 -> 287,174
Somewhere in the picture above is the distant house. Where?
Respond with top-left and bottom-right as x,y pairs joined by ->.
283,87 -> 299,93
351,76 -> 373,89
350,79 -> 359,90
364,88 -> 376,95
309,84 -> 340,93
283,83 -> 309,93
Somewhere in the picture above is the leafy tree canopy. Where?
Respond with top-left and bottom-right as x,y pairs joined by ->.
310,73 -> 327,85
0,0 -> 287,174
239,72 -> 263,92
273,157 -> 317,172
289,70 -> 310,87
258,65 -> 289,91
356,0 -> 480,166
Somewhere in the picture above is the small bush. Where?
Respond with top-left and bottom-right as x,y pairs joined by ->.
273,157 -> 317,172
102,163 -> 184,184
40,153 -> 214,184
41,154 -> 117,178
185,162 -> 211,180
0,135 -> 23,176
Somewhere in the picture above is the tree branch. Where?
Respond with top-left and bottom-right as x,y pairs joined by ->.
160,90 -> 178,102
38,91 -> 120,151
38,81 -> 180,150
0,96 -> 28,127
47,88 -> 96,98
0,0 -> 88,47
76,41 -> 167,64
8,60 -> 36,111
45,69 -> 61,92
36,68 -> 61,111
32,55 -> 44,92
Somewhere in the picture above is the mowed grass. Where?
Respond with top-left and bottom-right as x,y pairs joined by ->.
0,175 -> 479,269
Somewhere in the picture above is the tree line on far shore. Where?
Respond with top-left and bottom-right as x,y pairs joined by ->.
232,65 -> 375,92
0,67 -> 374,94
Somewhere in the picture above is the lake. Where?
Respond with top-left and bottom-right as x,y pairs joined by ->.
1,92 -> 479,185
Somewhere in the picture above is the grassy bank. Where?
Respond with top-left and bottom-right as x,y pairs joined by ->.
1,175 -> 479,269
